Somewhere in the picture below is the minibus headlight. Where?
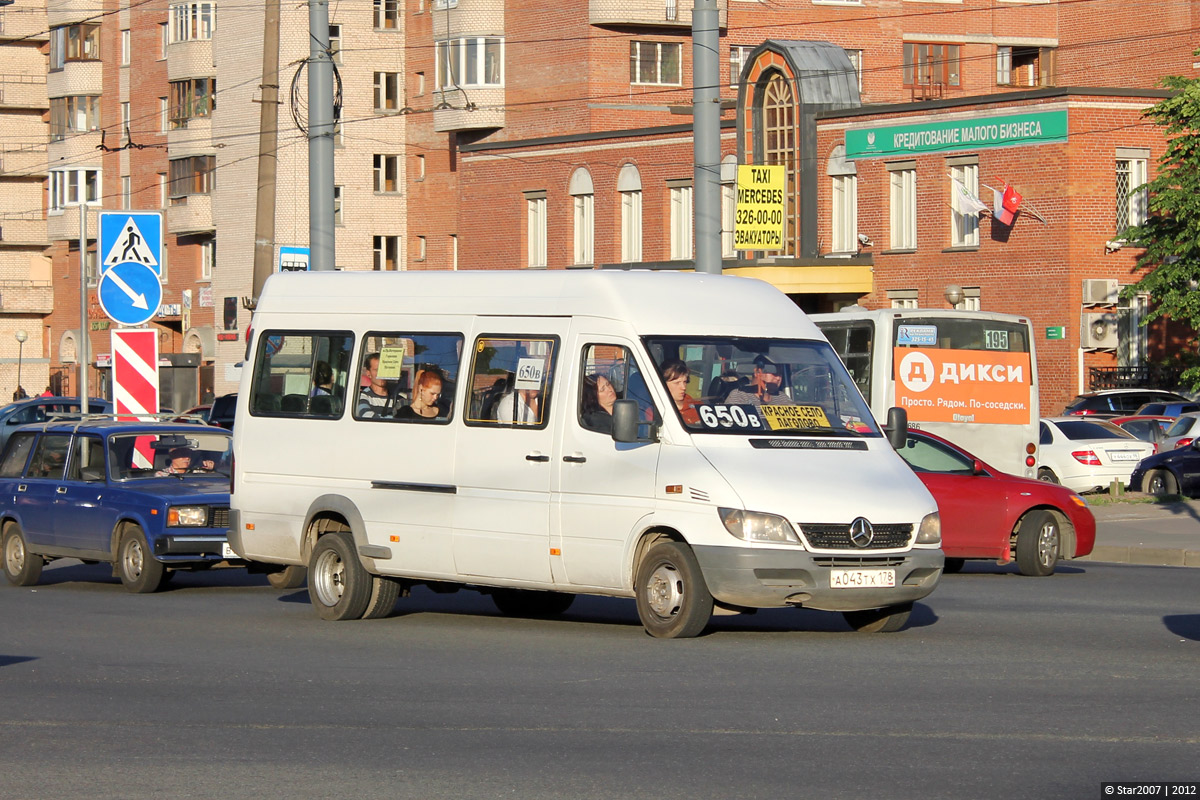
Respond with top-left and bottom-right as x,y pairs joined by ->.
168,506 -> 208,527
915,512 -> 941,545
718,508 -> 800,544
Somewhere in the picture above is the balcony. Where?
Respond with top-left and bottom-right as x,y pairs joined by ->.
432,87 -> 505,133
589,0 -> 726,29
47,204 -> 97,243
0,144 -> 48,177
0,74 -> 47,110
167,115 -> 213,156
167,41 -> 215,83
167,194 -> 213,235
47,0 -> 96,27
0,213 -> 49,247
0,280 -> 54,315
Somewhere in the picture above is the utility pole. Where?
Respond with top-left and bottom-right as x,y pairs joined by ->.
308,0 -> 335,271
692,0 -> 721,274
249,0 -> 281,306
78,204 -> 88,412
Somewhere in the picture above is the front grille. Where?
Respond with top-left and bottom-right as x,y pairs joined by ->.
812,555 -> 906,568
209,506 -> 230,528
798,522 -> 912,550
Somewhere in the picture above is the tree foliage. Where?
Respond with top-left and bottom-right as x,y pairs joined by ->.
1124,57 -> 1200,387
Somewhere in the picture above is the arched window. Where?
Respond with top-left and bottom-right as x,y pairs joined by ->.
762,72 -> 796,254
569,167 -> 594,266
617,164 -> 642,263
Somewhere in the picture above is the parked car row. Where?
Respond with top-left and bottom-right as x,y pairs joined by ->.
1062,388 -> 1197,418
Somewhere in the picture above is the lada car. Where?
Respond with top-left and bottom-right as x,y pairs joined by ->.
0,420 -> 237,593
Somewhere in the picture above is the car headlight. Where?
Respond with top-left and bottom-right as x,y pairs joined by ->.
915,511 -> 940,545
168,506 -> 208,527
718,508 -> 801,544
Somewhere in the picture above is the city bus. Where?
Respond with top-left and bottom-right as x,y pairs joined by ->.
812,308 -> 1039,478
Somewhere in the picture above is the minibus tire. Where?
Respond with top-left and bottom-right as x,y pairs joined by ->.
1037,468 -> 1059,484
843,602 -> 912,633
117,525 -> 168,594
2,522 -> 42,587
361,576 -> 401,619
1015,510 -> 1059,577
308,533 -> 372,621
942,557 -> 965,574
634,542 -> 713,639
266,564 -> 307,590
491,589 -> 575,618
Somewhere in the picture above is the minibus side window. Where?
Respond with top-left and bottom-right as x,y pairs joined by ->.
249,331 -> 354,419
578,344 -> 657,434
465,336 -> 558,428
353,332 -> 464,423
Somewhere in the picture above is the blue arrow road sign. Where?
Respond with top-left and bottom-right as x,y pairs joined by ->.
99,211 -> 163,276
98,261 -> 163,327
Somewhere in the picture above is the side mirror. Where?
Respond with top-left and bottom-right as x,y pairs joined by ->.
884,406 -> 908,449
972,458 -> 986,476
612,399 -> 657,444
1191,438 -> 1200,451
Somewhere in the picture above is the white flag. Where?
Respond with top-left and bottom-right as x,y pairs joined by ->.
952,178 -> 991,216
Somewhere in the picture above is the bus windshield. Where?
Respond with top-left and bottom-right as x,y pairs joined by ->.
894,317 -> 1030,353
642,337 -> 881,437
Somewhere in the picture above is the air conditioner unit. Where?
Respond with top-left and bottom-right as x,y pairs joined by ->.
1082,278 -> 1119,306
1081,312 -> 1119,349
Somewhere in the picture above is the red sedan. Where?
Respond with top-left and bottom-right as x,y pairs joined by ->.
896,430 -> 1096,576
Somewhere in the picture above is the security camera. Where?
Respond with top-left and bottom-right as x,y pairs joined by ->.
858,233 -> 873,247
1105,240 -> 1123,253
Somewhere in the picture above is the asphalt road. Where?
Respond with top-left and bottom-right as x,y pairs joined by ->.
1,558 -> 1197,800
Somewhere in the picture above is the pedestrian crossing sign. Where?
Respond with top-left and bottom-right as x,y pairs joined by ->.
99,211 -> 163,276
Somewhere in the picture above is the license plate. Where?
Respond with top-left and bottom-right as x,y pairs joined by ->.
830,569 -> 896,589
1108,450 -> 1141,462
221,542 -> 236,559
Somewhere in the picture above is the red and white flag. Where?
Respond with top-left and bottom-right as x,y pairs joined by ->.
993,183 -> 1023,225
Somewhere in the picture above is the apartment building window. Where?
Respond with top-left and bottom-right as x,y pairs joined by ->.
525,191 -> 547,268
200,237 -> 215,280
160,23 -> 168,58
160,97 -> 169,132
450,235 -> 458,270
997,46 -> 1054,87
721,160 -> 736,259
373,236 -> 401,270
374,72 -> 401,112
49,96 -> 100,141
630,41 -> 681,86
888,289 -> 918,309
121,176 -> 131,209
618,165 -> 643,263
949,160 -> 980,248
956,287 -> 981,312
903,43 -> 960,88
169,2 -> 215,43
436,37 -> 504,88
1116,151 -> 1149,236
333,186 -> 344,226
170,78 -> 215,128
415,236 -> 427,262
888,162 -> 916,250
49,168 -> 101,212
844,49 -> 863,92
729,45 -> 754,89
374,0 -> 400,30
831,175 -> 858,254
83,248 -> 99,287
433,0 -> 458,8
168,155 -> 216,203
121,101 -> 131,140
328,24 -> 341,63
414,72 -> 425,96
158,173 -> 168,207
415,154 -> 425,181
570,168 -> 594,266
121,30 -> 130,66
669,180 -> 693,260
49,23 -> 100,70
374,155 -> 400,193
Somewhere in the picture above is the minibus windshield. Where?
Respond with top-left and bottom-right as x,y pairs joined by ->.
643,337 -> 881,437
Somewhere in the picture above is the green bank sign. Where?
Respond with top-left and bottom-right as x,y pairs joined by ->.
846,110 -> 1068,159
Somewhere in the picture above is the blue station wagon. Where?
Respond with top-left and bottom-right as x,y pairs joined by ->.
0,420 -> 237,593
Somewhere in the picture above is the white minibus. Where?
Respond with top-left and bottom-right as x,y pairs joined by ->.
229,271 -> 943,638
813,308 -> 1039,479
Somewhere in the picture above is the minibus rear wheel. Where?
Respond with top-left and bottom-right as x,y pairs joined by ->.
491,589 -> 575,618
635,542 -> 713,639
843,602 -> 913,633
308,532 -> 372,621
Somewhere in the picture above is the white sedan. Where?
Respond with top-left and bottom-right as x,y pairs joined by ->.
1038,417 -> 1156,493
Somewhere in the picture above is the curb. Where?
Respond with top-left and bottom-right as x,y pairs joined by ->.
1078,546 -> 1200,568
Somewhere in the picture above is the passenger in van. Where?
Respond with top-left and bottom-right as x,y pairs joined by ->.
310,361 -> 334,397
725,356 -> 794,407
580,373 -> 617,433
659,359 -> 700,425
357,353 -> 402,418
396,369 -> 446,421
495,386 -> 541,425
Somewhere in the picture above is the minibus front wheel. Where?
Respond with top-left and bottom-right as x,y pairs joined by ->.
842,602 -> 913,633
635,542 -> 714,639
308,532 -> 372,621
